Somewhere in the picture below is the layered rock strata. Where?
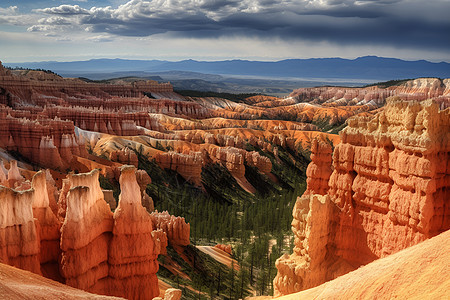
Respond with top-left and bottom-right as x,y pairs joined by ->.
109,166 -> 163,299
0,186 -> 41,274
304,138 -> 333,196
60,169 -> 114,293
274,98 -> 450,296
60,168 -> 167,298
290,78 -> 450,109
31,171 -> 61,281
0,166 -> 184,299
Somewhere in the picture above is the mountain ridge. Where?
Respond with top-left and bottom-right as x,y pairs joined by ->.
4,56 -> 450,81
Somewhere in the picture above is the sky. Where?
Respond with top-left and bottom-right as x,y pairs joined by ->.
0,0 -> 449,63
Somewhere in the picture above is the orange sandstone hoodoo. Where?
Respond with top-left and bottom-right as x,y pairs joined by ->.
274,98 -> 450,296
0,165 -> 188,299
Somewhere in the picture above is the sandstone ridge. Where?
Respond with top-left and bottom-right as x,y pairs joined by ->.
274,97 -> 450,296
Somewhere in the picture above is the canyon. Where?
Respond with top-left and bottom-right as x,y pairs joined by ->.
0,60 -> 449,299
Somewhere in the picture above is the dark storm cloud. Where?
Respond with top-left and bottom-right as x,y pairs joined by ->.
24,0 -> 450,51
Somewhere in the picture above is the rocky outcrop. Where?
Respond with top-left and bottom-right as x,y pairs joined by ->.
59,167 -> 167,298
60,169 -> 114,293
0,110 -> 86,170
109,166 -> 163,299
109,147 -> 138,167
214,244 -> 232,255
304,138 -> 333,196
150,211 -> 190,247
290,78 -> 450,109
153,288 -> 182,300
31,171 -> 61,281
0,165 -> 181,299
0,186 -> 41,274
155,151 -> 204,186
274,98 -> 450,296
135,170 -> 154,212
277,229 -> 450,300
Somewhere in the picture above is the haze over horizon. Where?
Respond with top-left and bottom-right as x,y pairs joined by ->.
0,0 -> 449,63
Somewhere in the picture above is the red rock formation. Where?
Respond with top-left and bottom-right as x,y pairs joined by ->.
277,229 -> 450,300
0,164 -> 178,299
214,244 -> 232,255
150,211 -> 190,247
45,169 -> 60,215
155,151 -> 204,186
103,190 -> 117,211
109,165 -> 163,299
290,78 -> 450,110
0,109 -> 85,170
109,147 -> 138,167
0,160 -> 7,185
60,169 -> 114,293
274,98 -> 450,296
7,160 -> 25,188
304,138 -> 333,196
31,171 -> 61,281
0,186 -> 41,274
135,169 -> 154,212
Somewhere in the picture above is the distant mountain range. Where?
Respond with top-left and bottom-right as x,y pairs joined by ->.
4,56 -> 450,81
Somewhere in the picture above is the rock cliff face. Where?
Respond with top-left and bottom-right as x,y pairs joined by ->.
0,108 -> 86,170
304,138 -> 333,196
31,171 -> 61,281
109,166 -> 163,299
274,98 -> 450,296
60,167 -> 167,298
277,229 -> 450,300
60,169 -> 114,293
0,186 -> 41,274
0,165 -> 187,299
290,78 -> 450,109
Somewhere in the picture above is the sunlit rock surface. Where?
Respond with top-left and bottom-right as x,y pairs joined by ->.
277,229 -> 450,300
274,98 -> 450,296
0,166 -> 184,299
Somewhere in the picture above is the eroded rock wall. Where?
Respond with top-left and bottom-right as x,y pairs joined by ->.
109,166 -> 163,299
274,98 -> 450,296
150,211 -> 190,247
0,165 -> 185,299
60,170 -> 114,293
0,186 -> 41,274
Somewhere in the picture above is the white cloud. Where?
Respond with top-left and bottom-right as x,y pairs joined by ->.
36,5 -> 90,15
87,35 -> 114,42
